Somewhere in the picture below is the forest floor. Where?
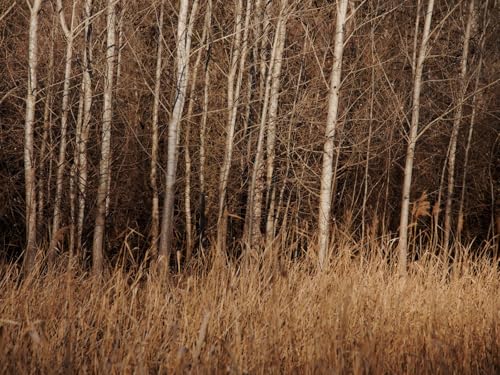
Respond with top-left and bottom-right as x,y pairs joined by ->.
1,246 -> 499,374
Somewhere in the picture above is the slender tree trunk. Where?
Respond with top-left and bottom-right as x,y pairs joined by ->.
23,0 -> 43,273
398,0 -> 435,276
458,0 -> 488,241
76,0 -> 94,253
317,0 -> 349,270
362,24 -> 377,242
150,0 -> 165,256
49,0 -> 77,263
199,0 -> 212,252
217,0 -> 251,251
246,0 -> 287,249
184,1 -> 211,263
159,0 -> 199,267
92,0 -> 116,275
115,3 -> 124,88
70,87 -> 85,256
265,0 -> 289,247
443,0 -> 475,248
38,18 -> 56,239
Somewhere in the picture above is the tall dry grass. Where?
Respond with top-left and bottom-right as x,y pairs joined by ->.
1,242 -> 499,374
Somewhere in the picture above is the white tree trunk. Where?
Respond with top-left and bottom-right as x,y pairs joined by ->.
92,0 -> 116,275
265,0 -> 289,247
49,0 -> 77,263
159,0 -> 199,266
76,0 -> 94,253
398,0 -> 435,276
150,0 -> 165,256
37,18 -> 56,238
184,2 -> 211,263
317,0 -> 349,270
216,0 -> 251,251
443,0 -> 475,248
23,0 -> 43,273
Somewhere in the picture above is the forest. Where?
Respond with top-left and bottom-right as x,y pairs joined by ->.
0,0 -> 499,373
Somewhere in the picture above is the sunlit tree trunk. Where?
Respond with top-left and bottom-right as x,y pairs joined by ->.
159,0 -> 199,267
246,0 -> 288,249
443,0 -> 475,248
92,0 -> 116,275
49,0 -> 78,263
76,0 -> 94,253
317,0 -> 349,270
150,0 -> 165,256
265,0 -> 289,247
23,0 -> 43,273
217,0 -> 251,251
398,0 -> 435,276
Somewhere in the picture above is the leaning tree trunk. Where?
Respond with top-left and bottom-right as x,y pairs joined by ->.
443,0 -> 475,249
317,0 -> 349,270
92,0 -> 116,275
398,0 -> 435,276
158,0 -> 199,268
23,0 -> 43,273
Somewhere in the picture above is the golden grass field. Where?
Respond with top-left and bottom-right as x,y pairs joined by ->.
1,244 -> 499,374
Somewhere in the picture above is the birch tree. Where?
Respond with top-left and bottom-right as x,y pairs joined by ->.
317,0 -> 349,269
76,0 -> 94,252
198,0 -> 212,252
246,0 -> 288,249
184,1 -> 211,262
158,0 -> 199,267
265,0 -> 289,247
398,0 -> 435,275
92,0 -> 116,275
37,17 -> 56,239
49,0 -> 79,263
150,0 -> 165,256
23,0 -> 43,272
443,0 -> 475,248
216,0 -> 250,251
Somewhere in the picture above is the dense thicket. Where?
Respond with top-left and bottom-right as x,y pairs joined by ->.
0,0 -> 498,268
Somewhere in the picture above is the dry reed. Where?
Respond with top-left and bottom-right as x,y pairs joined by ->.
0,242 -> 499,374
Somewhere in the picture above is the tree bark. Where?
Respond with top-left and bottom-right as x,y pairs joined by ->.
49,0 -> 78,263
159,0 -> 199,268
183,1 -> 211,264
265,0 -> 289,247
23,0 -> 43,273
457,0 -> 488,241
76,0 -> 94,253
317,0 -> 349,270
92,0 -> 116,275
443,0 -> 475,248
398,0 -> 435,276
150,0 -> 165,256
216,0 -> 251,251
